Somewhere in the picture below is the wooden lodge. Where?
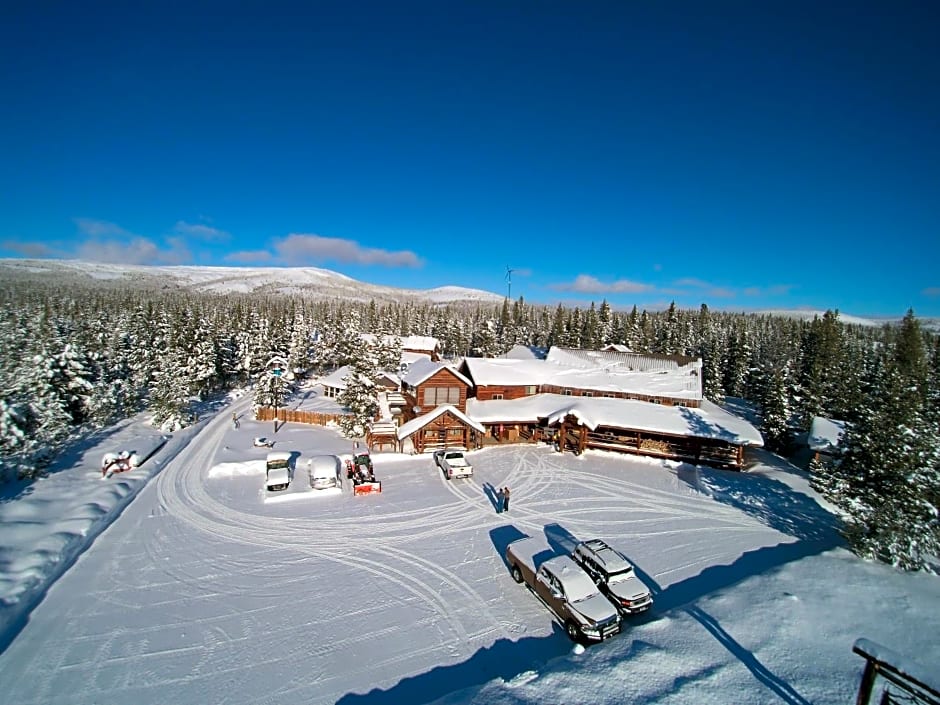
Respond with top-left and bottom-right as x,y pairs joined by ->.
263,341 -> 762,468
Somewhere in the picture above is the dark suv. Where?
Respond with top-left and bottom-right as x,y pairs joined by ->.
571,539 -> 653,616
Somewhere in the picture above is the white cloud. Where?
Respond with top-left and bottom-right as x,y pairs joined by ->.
275,233 -> 423,267
72,218 -> 191,265
75,237 -> 190,265
1,240 -> 56,257
225,249 -> 275,264
74,218 -> 135,238
922,287 -> 940,298
172,221 -> 230,241
743,284 -> 794,297
551,274 -> 655,294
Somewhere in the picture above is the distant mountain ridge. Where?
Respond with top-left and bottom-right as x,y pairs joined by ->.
1,259 -> 936,330
0,258 -> 506,305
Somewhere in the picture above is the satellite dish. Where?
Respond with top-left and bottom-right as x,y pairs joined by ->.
413,406 -> 421,414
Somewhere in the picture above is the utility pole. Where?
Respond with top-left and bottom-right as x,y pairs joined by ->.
272,367 -> 282,432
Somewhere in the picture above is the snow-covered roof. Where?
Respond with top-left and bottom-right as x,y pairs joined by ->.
466,394 -> 763,446
499,344 -> 548,360
400,358 -> 473,388
396,404 -> 486,440
319,365 -> 354,389
461,357 -> 548,386
401,335 -> 440,353
546,346 -> 698,372
462,353 -> 702,400
359,333 -> 440,353
400,350 -> 431,367
808,416 -> 846,453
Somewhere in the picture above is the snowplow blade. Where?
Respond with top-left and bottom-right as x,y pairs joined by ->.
353,481 -> 382,495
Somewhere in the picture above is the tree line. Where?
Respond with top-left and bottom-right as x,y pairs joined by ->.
0,278 -> 937,570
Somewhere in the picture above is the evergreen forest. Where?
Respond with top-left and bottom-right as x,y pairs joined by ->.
1,278 -> 938,570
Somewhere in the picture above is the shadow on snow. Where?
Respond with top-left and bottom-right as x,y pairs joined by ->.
335,627 -> 568,705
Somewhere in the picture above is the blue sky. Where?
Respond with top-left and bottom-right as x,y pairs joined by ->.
2,1 -> 939,317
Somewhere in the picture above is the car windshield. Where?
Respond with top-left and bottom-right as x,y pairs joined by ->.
607,568 -> 635,584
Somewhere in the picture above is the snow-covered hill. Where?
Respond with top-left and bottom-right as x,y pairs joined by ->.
753,309 -> 890,327
0,258 -> 506,305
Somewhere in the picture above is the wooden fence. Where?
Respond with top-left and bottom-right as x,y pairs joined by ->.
255,407 -> 349,427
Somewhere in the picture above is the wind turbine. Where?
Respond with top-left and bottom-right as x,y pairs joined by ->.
505,266 -> 515,301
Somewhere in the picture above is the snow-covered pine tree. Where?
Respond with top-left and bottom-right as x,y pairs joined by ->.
337,365 -> 378,438
581,303 -> 599,350
470,319 -> 500,358
658,302 -> 680,355
833,326 -> 939,572
150,345 -> 194,432
759,363 -> 793,454
723,324 -> 751,398
374,335 -> 402,373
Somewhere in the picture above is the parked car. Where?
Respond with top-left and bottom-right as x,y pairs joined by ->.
571,539 -> 653,616
265,451 -> 293,492
505,536 -> 621,643
433,449 -> 473,479
308,455 -> 341,490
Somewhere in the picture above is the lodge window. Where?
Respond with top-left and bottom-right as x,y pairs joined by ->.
422,386 -> 461,406
525,385 -> 537,395
563,389 -> 573,396
582,391 -> 593,397
603,393 -> 616,398
492,393 -> 504,400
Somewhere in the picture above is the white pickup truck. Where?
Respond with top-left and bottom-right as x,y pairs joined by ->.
505,536 -> 621,643
433,449 -> 473,479
265,451 -> 292,492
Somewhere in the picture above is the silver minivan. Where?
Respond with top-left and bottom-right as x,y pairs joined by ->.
308,455 -> 341,490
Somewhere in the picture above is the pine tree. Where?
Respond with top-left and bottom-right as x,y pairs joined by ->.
831,350 -> 939,571
760,363 -> 792,454
659,302 -> 680,355
337,367 -> 378,438
470,319 -> 500,358
597,300 -> 613,347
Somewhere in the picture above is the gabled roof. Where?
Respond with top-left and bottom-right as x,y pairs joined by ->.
462,352 -> 702,400
499,344 -> 548,360
401,358 -> 473,388
320,365 -> 357,389
461,357 -> 547,386
359,333 -> 440,353
401,351 -> 431,367
465,394 -> 763,446
396,404 -> 485,440
546,346 -> 698,372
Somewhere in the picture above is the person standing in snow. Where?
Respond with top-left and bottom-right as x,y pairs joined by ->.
503,486 -> 511,512
496,487 -> 505,513
232,412 -> 239,429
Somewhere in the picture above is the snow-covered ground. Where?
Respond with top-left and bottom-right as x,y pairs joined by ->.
0,400 -> 938,705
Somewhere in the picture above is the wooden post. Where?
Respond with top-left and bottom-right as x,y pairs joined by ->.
855,661 -> 877,705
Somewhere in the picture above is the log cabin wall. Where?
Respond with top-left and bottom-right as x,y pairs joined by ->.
473,384 -> 539,401
403,368 -> 469,415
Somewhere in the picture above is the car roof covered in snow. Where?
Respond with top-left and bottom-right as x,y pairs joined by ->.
540,555 -> 600,602
577,539 -> 634,574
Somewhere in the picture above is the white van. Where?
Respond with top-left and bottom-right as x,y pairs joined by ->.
308,455 -> 341,490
